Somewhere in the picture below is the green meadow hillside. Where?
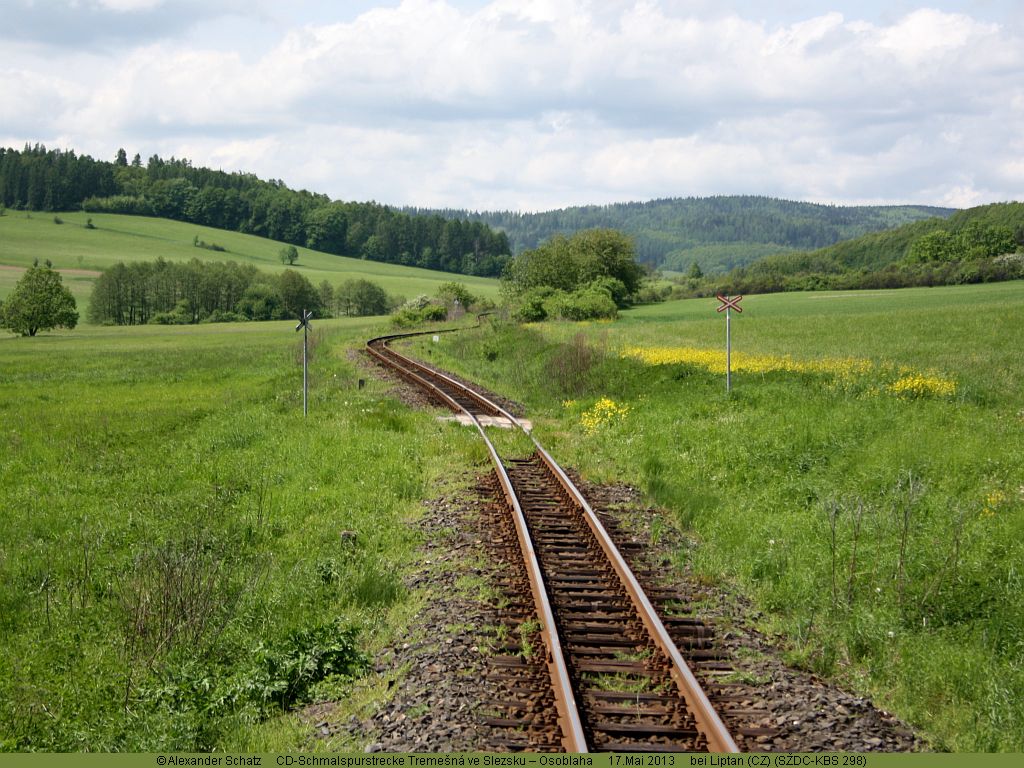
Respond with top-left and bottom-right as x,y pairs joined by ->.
0,146 -> 511,277
0,211 -> 501,319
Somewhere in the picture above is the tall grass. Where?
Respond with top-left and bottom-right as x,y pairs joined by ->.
0,319 -> 483,751
412,283 -> 1024,751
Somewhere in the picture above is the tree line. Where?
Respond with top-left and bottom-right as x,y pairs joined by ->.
88,258 -> 402,326
1,145 -> 511,277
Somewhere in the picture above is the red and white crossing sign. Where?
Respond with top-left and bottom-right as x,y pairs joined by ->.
716,294 -> 743,313
714,295 -> 742,392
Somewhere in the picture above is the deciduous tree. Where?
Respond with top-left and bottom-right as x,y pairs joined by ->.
278,269 -> 320,319
1,265 -> 78,336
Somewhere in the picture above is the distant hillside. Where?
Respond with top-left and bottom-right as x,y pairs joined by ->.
706,201 -> 1024,294
405,196 -> 955,274
0,145 -> 511,277
0,211 -> 501,319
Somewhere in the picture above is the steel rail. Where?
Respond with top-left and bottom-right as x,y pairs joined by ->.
367,335 -> 588,752
531,443 -> 739,753
369,329 -> 516,421
366,330 -> 737,753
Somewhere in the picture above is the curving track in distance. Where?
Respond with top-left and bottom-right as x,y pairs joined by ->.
366,329 -> 738,753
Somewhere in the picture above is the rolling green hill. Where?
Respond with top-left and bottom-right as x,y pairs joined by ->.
1,145 -> 511,277
0,211 -> 501,319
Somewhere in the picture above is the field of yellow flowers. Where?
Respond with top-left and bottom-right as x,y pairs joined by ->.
621,345 -> 958,399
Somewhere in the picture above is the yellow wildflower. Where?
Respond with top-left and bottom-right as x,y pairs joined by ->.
981,489 -> 1007,518
580,397 -> 630,435
886,374 -> 956,399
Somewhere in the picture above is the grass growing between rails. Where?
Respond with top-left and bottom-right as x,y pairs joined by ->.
0,319 -> 487,751
407,282 -> 1024,751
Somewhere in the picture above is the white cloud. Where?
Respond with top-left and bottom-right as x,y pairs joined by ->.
0,68 -> 81,135
870,8 -> 992,66
4,1 -> 1023,209
95,0 -> 165,11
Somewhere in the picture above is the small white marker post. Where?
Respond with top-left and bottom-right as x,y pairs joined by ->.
295,309 -> 313,416
715,294 -> 743,392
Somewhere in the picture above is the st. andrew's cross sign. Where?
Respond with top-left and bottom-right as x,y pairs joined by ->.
715,294 -> 742,392
296,310 -> 313,416
716,294 -> 743,313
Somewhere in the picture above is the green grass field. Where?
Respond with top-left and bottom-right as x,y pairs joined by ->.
0,318 -> 489,751
410,282 -> 1024,751
3,275 -> 1023,751
0,211 -> 501,319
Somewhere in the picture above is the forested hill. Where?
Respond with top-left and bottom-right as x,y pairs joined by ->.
0,145 -> 510,277
405,197 -> 954,274
706,201 -> 1024,295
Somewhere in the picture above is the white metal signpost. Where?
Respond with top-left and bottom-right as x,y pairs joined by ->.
716,294 -> 743,392
295,309 -> 313,416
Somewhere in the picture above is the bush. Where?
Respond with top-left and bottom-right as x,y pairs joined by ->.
82,194 -> 154,216
193,236 -> 226,252
511,286 -> 557,322
423,304 -> 448,321
149,312 -> 189,325
149,299 -> 192,325
201,310 -> 247,324
435,281 -> 476,308
242,621 -> 368,711
390,295 -> 449,327
589,276 -> 630,308
544,281 -> 619,321
633,283 -> 670,304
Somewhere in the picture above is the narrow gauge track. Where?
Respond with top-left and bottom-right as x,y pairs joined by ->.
367,331 -> 738,754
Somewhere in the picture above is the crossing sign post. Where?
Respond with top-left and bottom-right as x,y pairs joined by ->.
716,294 -> 743,392
295,309 -> 313,416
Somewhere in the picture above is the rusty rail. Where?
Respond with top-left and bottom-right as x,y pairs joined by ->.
367,334 -> 587,752
366,330 -> 738,753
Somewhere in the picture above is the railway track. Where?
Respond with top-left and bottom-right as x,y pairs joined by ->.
366,331 -> 738,753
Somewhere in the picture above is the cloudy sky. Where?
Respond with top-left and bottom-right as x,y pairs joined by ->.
2,0 -> 1022,211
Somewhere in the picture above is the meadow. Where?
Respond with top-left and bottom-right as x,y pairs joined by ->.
0,212 -> 501,318
409,282 -> 1024,752
0,319 -> 488,751
3,266 -> 1023,752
